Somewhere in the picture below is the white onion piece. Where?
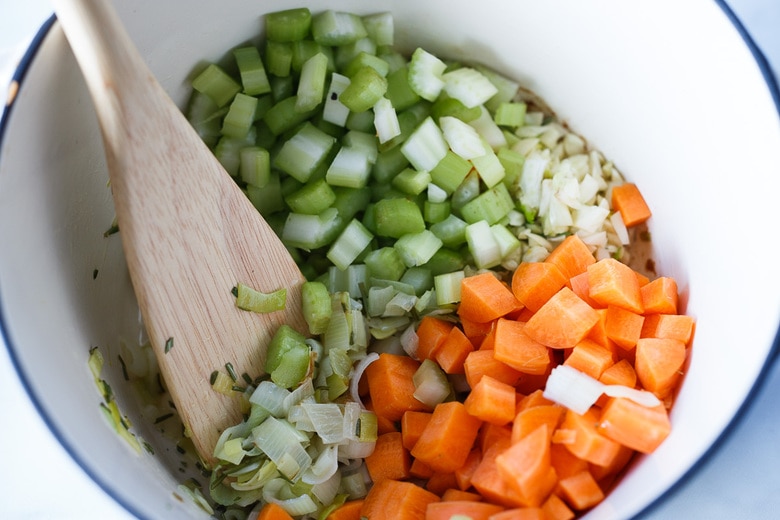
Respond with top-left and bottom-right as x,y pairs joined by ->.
400,324 -> 419,359
544,365 -> 660,414
610,210 -> 631,245
350,352 -> 380,408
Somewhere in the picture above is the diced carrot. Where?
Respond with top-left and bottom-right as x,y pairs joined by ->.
465,375 -> 517,426
640,276 -> 678,314
257,503 -> 294,520
401,411 -> 433,451
559,408 -> 622,467
365,431 -> 412,483
470,438 -> 526,508
365,398 -> 400,434
326,500 -> 364,520
597,397 -> 671,454
460,272 -> 523,323
640,313 -> 695,344
411,401 -> 483,473
441,488 -> 483,502
515,372 -> 553,396
604,305 -> 644,351
478,422 -> 513,455
634,337 -> 686,399
542,493 -> 575,520
545,234 -> 597,280
511,405 -> 565,445
365,353 -> 432,422
550,442 -> 589,480
524,287 -> 600,349
455,448 -> 483,491
461,316 -> 494,347
515,307 -> 536,322
563,339 -> 615,380
551,428 -> 577,446
598,358 -> 637,389
568,271 -> 603,309
464,349 -> 524,388
488,507 -> 547,520
416,316 -> 455,361
435,326 -> 475,374
426,472 -> 459,496
479,324 -> 498,350
587,258 -> 644,314
496,425 -> 558,507
410,458 -> 436,479
557,470 -> 605,511
426,501 -> 505,520
517,389 -> 555,411
511,261 -> 568,313
611,183 -> 651,227
586,308 -> 610,348
361,479 -> 440,520
589,442 -> 635,482
492,319 -> 552,376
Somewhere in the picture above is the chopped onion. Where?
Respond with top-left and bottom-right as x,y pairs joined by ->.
400,323 -> 419,359
544,365 -> 661,415
349,352 -> 379,408
611,210 -> 631,245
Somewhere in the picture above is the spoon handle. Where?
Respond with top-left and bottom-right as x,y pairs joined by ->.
53,0 -> 308,464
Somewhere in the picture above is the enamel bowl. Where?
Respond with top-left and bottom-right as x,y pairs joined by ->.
2,1 -> 779,518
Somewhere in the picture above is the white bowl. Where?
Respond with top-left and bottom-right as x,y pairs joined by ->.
2,1 -> 780,519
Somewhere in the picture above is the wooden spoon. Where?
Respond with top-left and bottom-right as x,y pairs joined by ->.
53,0 -> 307,465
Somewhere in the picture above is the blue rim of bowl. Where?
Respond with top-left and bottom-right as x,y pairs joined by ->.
1,3 -> 780,520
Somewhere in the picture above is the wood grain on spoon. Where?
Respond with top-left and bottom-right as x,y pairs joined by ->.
53,0 -> 307,465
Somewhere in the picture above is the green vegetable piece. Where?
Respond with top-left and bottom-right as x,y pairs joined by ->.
234,283 -> 287,313
265,325 -> 309,388
343,52 -> 390,78
239,146 -> 271,188
295,52 -> 329,113
191,63 -> 242,108
429,151 -> 472,195
399,266 -> 434,296
264,96 -> 318,135
301,281 -> 332,335
395,229 -> 443,267
363,12 -> 394,47
431,95 -> 481,123
364,247 -> 406,281
312,10 -> 368,46
374,197 -> 425,238
391,168 -> 432,196
265,8 -> 313,42
285,178 -> 337,215
422,247 -> 466,276
460,182 -> 515,225
339,66 -> 388,113
221,93 -> 258,139
326,219 -> 373,271
232,46 -> 271,96
429,214 -> 468,248
274,122 -> 336,182
265,41 -> 294,77
423,200 -> 451,224
246,172 -> 284,215
494,101 -> 527,128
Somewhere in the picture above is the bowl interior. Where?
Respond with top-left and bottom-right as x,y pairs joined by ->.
2,1 -> 780,519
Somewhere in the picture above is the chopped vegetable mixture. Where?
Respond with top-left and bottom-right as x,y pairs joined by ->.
99,7 -> 693,520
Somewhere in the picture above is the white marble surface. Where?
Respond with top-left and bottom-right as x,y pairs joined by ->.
1,1 -> 779,518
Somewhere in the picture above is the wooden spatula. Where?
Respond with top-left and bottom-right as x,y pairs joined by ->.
53,0 -> 307,465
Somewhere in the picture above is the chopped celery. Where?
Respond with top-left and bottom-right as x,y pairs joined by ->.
326,219 -> 373,271
265,8 -> 313,42
364,247 -> 406,281
323,72 -> 352,126
265,40 -> 294,77
234,283 -> 287,313
401,116 -> 448,172
465,220 -> 502,269
394,229 -> 443,267
312,11 -> 368,46
374,197 -> 425,238
362,12 -> 394,46
285,178 -> 337,215
221,93 -> 258,139
441,67 -> 498,109
301,281 -> 332,335
343,52 -> 390,78
191,63 -> 242,107
439,115 -> 485,160
391,168 -> 431,196
434,270 -> 465,305
385,66 -> 421,112
265,325 -> 310,389
494,101 -> 527,128
339,66 -> 388,113
239,146 -> 271,188
264,96 -> 318,135
460,182 -> 515,225
296,53 -> 329,112
274,123 -> 336,182
408,47 -> 446,102
373,97 -> 401,144
429,151 -> 472,195
326,146 -> 372,188
233,46 -> 272,96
